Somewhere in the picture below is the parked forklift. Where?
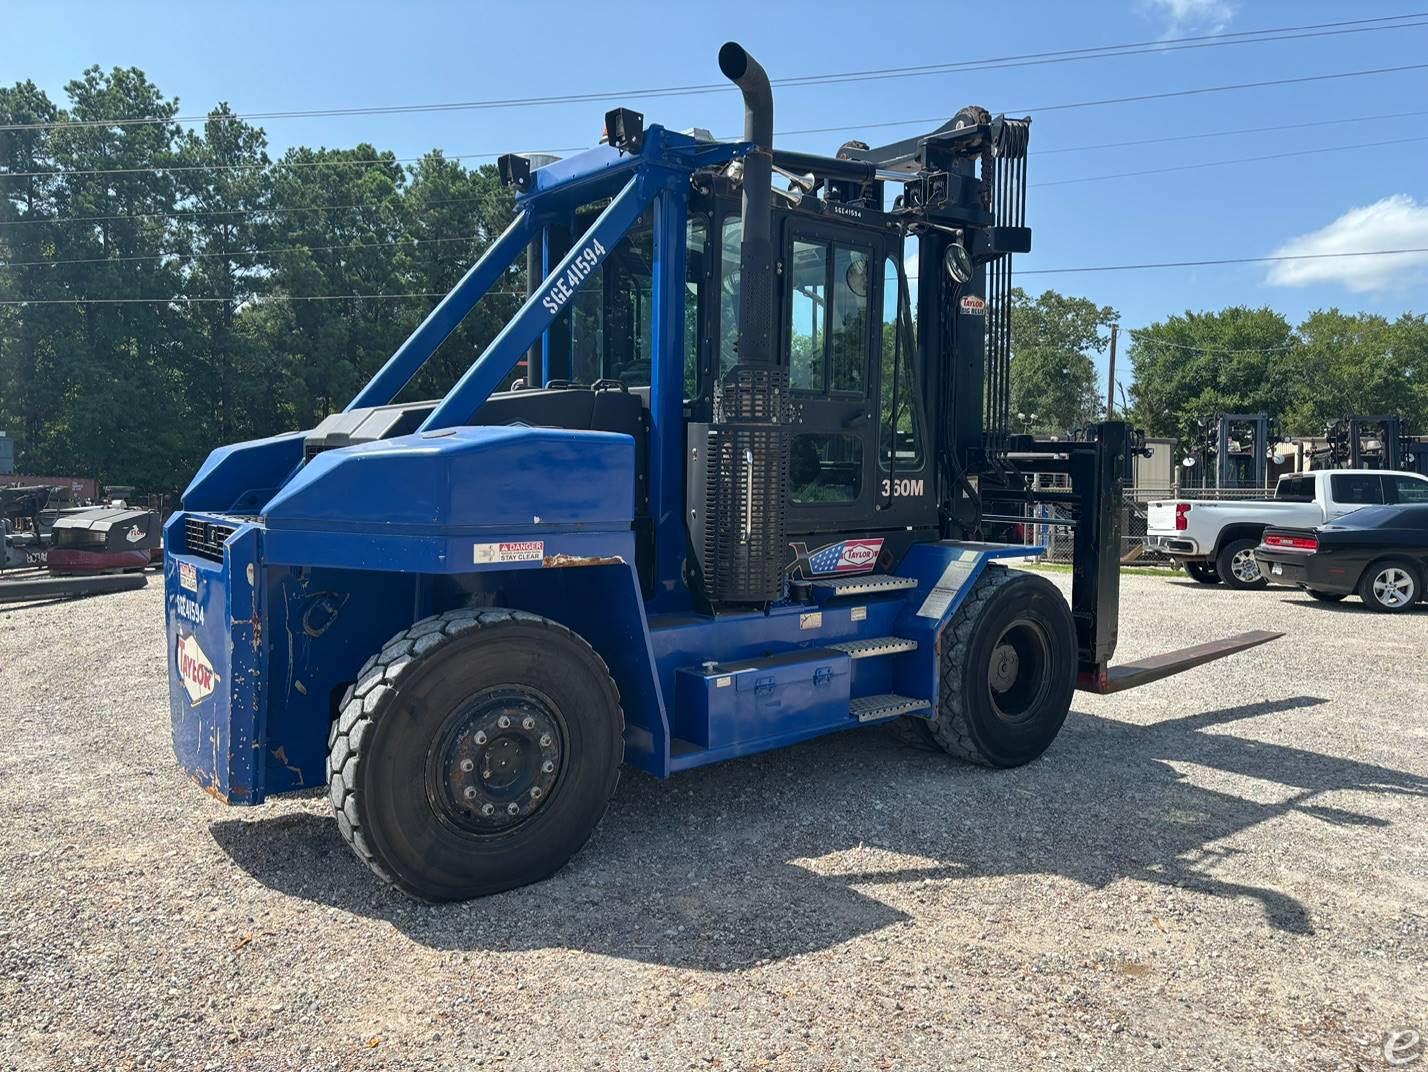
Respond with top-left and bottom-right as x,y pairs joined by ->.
165,44 -> 1277,900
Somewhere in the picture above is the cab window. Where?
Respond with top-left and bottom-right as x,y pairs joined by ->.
879,254 -> 924,472
786,237 -> 871,396
571,220 -> 652,386
1275,475 -> 1315,502
1331,473 -> 1384,505
791,433 -> 863,503
1386,475 -> 1428,503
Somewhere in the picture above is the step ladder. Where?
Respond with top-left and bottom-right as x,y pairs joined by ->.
811,573 -> 918,598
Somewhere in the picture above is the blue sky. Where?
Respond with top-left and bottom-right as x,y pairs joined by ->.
4,0 -> 1427,384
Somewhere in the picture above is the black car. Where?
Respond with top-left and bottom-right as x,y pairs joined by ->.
1254,502 -> 1428,612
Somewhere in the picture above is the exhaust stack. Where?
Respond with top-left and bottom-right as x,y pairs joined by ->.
692,43 -> 790,606
718,42 -> 774,368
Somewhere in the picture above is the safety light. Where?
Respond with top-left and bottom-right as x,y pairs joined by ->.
1263,533 -> 1318,551
1175,503 -> 1191,531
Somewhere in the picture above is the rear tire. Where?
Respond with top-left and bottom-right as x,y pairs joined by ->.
1305,588 -> 1347,603
327,609 -> 624,901
1357,558 -> 1421,613
1216,538 -> 1267,589
924,566 -> 1077,768
1184,561 -> 1221,584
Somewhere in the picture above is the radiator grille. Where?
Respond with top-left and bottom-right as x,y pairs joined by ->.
184,517 -> 236,562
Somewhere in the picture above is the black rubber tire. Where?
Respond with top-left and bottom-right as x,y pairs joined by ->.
1216,538 -> 1267,589
924,566 -> 1077,768
327,608 -> 624,901
1357,558 -> 1422,614
890,715 -> 940,752
1305,588 -> 1347,603
1184,561 -> 1221,584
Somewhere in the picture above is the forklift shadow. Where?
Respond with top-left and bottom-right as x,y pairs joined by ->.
211,693 -> 1428,970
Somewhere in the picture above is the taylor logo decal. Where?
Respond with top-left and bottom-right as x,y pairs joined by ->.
176,633 -> 219,705
787,538 -> 884,580
179,561 -> 198,593
960,295 -> 986,315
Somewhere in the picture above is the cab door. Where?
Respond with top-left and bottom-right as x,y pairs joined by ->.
781,220 -> 881,538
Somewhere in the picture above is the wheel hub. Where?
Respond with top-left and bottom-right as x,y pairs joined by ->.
989,643 -> 1021,692
1374,567 -> 1414,607
1231,549 -> 1261,583
986,619 -> 1051,724
433,689 -> 564,834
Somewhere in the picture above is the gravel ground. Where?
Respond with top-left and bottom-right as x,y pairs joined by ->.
1,570 -> 1426,1071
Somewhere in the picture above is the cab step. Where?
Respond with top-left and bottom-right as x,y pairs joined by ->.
850,693 -> 931,722
812,573 -> 918,598
827,636 -> 918,659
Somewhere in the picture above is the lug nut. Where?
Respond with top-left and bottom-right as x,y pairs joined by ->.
530,786 -> 542,800
474,730 -> 487,745
539,734 -> 552,747
460,758 -> 474,772
481,803 -> 494,816
497,715 -> 511,729
506,802 -> 520,815
463,786 -> 477,800
522,716 -> 536,730
541,760 -> 555,774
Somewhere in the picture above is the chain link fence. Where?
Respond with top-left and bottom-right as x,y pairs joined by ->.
1008,483 -> 1276,566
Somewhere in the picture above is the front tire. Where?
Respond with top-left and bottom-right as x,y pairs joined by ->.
1216,538 -> 1267,589
1358,559 -> 1421,613
327,609 -> 624,901
925,566 -> 1077,768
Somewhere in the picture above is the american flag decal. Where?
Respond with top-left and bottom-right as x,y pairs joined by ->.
788,538 -> 884,579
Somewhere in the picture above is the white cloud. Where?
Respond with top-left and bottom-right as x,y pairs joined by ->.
1142,0 -> 1236,35
1264,194 -> 1428,294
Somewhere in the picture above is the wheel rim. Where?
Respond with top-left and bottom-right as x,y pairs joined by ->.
1372,567 -> 1415,608
986,618 -> 1052,723
1231,548 -> 1262,583
427,686 -> 566,835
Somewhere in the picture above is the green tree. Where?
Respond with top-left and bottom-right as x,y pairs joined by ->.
1009,287 -> 1118,435
42,66 -> 188,489
171,105 -> 274,470
1283,309 -> 1428,435
1127,306 -> 1296,447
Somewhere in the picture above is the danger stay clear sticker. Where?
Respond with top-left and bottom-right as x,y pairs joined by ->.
473,541 -> 544,565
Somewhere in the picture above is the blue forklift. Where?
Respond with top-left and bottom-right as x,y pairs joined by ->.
166,44 -> 1277,900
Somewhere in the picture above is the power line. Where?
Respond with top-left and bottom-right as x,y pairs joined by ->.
1017,247 -> 1428,275
2,231 -> 494,269
1005,61 -> 1428,116
1033,108 -> 1428,155
1032,133 -> 1428,188
1128,337 -> 1299,354
0,290 -> 525,307
0,147 -> 589,181
8,246 -> 1426,304
15,124 -> 1421,244
2,12 -> 1422,132
0,190 -> 509,228
4,60 -> 1425,190
20,100 -> 1428,183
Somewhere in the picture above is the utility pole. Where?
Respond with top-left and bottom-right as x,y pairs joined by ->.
1105,323 -> 1118,420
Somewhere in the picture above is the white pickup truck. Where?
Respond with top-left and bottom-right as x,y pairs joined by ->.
1146,469 -> 1428,588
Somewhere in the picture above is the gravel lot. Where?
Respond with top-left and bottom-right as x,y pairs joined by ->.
2,569 -> 1426,1071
